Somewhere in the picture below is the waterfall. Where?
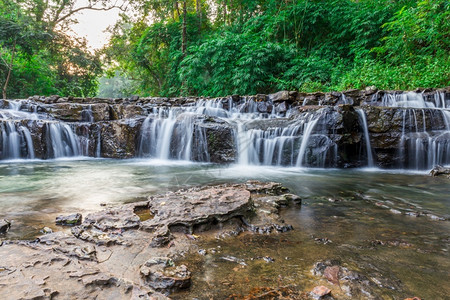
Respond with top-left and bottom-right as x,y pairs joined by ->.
81,105 -> 94,122
96,127 -> 102,158
137,109 -> 203,161
356,108 -> 374,167
46,123 -> 80,158
0,121 -> 35,160
381,92 -> 450,169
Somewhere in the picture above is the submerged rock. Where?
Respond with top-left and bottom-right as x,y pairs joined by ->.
56,213 -> 82,226
310,286 -> 332,299
140,257 -> 191,292
0,219 -> 11,234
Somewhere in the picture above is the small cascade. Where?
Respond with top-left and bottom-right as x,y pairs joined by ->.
81,105 -> 94,122
379,92 -> 450,169
0,121 -> 35,159
138,108 -> 205,161
295,116 -> 320,167
96,126 -> 102,158
381,91 -> 449,109
234,110 -> 335,167
45,123 -> 80,158
356,109 -> 374,167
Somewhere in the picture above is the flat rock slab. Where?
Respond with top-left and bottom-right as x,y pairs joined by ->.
56,213 -> 82,226
142,184 -> 252,232
0,181 -> 297,299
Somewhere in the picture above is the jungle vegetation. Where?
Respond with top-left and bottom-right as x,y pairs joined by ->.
1,0 -> 449,99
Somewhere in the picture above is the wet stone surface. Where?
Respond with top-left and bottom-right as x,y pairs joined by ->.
0,181 -> 299,299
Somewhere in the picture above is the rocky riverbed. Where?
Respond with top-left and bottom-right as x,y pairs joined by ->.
0,181 -> 299,299
1,164 -> 448,299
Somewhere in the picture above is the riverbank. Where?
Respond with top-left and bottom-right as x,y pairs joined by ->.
1,164 -> 448,299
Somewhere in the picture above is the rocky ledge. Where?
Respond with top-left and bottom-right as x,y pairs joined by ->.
0,181 -> 298,299
429,165 -> 450,178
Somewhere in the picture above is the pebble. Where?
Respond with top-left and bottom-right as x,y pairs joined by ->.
310,285 -> 331,299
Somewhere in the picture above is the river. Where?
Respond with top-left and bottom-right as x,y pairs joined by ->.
0,158 -> 448,298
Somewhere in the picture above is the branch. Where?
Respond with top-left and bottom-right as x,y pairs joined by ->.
53,1 -> 129,27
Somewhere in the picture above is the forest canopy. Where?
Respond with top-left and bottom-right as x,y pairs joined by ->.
1,0 -> 449,99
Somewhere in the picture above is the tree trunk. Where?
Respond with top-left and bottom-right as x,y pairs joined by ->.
196,0 -> 201,32
223,0 -> 227,25
2,40 -> 16,100
182,0 -> 187,55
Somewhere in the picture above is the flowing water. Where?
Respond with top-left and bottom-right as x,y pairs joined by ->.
0,92 -> 449,298
0,159 -> 448,298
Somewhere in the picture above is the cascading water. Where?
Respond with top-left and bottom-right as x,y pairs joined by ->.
137,97 -> 337,167
356,108 -> 374,167
378,92 -> 450,169
1,100 -> 82,159
45,123 -> 80,158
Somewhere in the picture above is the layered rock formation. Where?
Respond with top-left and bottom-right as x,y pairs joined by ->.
1,87 -> 449,169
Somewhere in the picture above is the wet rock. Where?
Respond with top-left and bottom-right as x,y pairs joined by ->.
41,227 -> 53,234
82,206 -> 141,231
82,273 -> 118,286
429,165 -> 450,178
310,286 -> 332,299
101,119 -> 142,158
0,219 -> 11,234
220,255 -> 247,265
199,120 -> 235,163
312,260 -> 403,298
56,213 -> 82,226
140,257 -> 191,292
282,193 -> 302,205
141,184 -> 253,237
324,266 -> 340,286
313,236 -> 332,245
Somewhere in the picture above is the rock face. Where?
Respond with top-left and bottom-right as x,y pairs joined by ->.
0,181 -> 298,299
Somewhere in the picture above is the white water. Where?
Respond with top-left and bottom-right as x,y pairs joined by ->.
356,108 -> 374,167
380,92 -> 450,169
138,97 -> 331,167
1,100 -> 83,159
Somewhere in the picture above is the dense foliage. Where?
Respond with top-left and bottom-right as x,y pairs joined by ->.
1,0 -> 449,98
101,0 -> 449,97
0,0 -> 105,99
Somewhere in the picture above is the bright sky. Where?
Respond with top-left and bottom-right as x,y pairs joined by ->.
70,6 -> 122,50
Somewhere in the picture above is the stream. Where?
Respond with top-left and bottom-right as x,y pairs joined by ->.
0,158 -> 448,298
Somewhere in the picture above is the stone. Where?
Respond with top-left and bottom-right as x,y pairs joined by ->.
324,266 -> 340,286
0,219 -> 11,234
55,213 -> 82,226
429,165 -> 450,177
41,227 -> 53,234
140,257 -> 191,292
310,286 -> 331,299
269,90 -> 291,102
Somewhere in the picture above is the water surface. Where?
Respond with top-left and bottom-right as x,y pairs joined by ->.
0,159 -> 448,298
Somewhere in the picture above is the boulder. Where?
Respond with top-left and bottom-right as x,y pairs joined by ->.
56,213 -> 82,226
0,219 -> 11,234
429,165 -> 450,178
